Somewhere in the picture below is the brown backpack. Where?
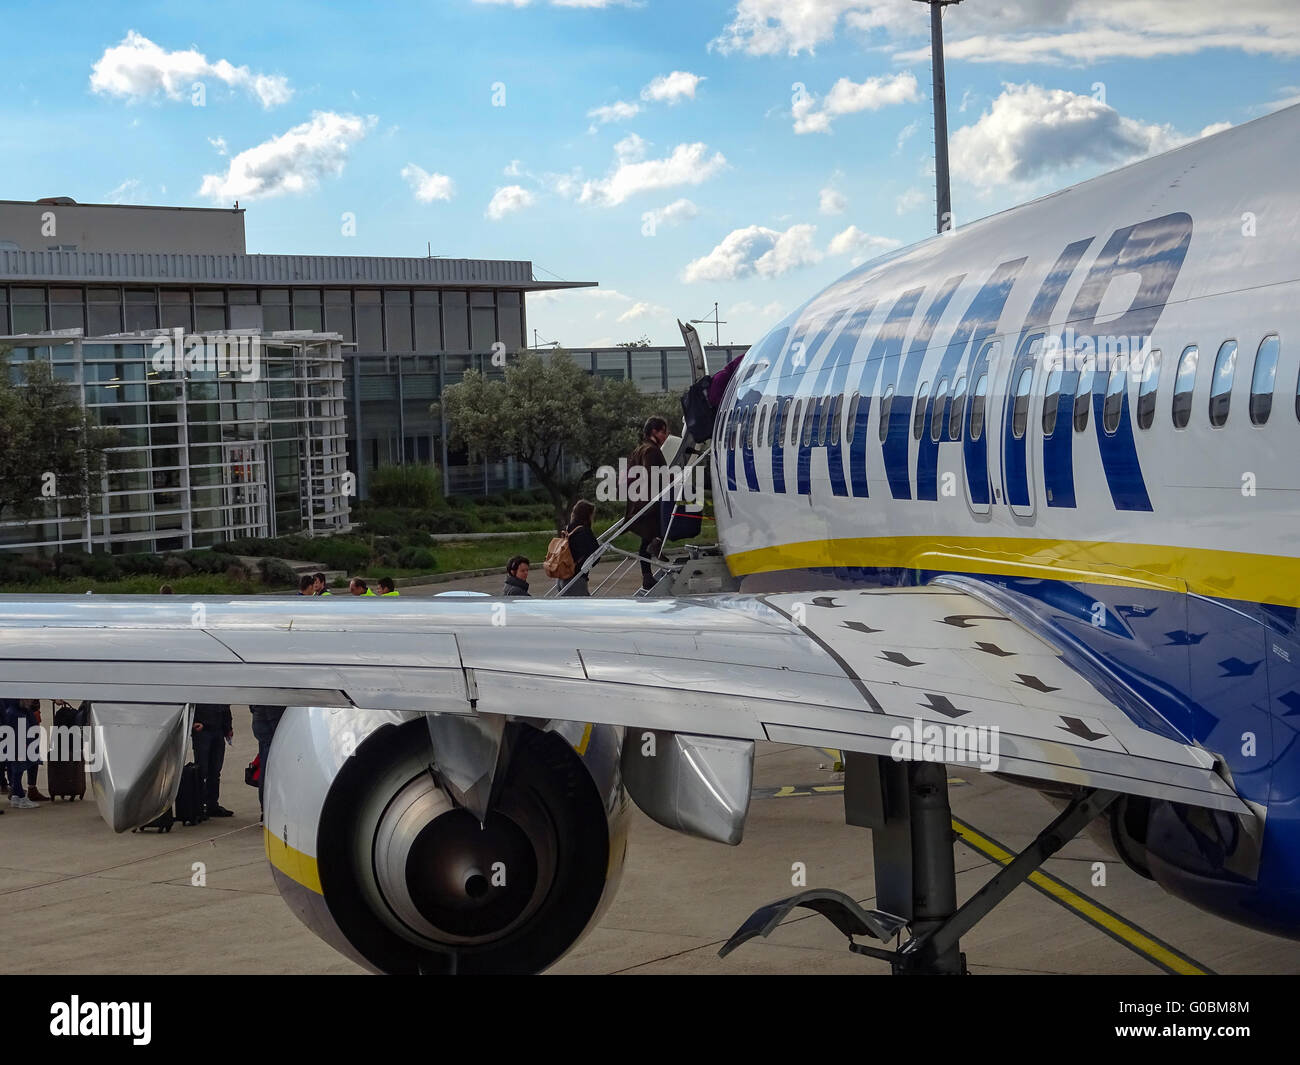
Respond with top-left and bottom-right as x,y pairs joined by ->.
543,532 -> 576,580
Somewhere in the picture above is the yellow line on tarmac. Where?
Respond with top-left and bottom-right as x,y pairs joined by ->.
951,816 -> 1213,976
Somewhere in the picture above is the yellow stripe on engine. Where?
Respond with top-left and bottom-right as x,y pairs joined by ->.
264,827 -> 323,895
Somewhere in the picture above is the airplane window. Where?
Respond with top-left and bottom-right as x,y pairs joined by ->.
1250,335 -> 1279,426
949,376 -> 967,439
1208,340 -> 1237,428
1042,365 -> 1063,436
931,377 -> 949,442
777,397 -> 790,445
1073,355 -> 1095,432
801,398 -> 817,447
1011,367 -> 1033,440
1103,358 -> 1127,434
913,381 -> 930,440
1137,350 -> 1160,430
830,394 -> 843,445
847,391 -> 860,443
879,385 -> 894,443
789,399 -> 803,446
970,374 -> 988,441
818,396 -> 833,445
1172,345 -> 1198,428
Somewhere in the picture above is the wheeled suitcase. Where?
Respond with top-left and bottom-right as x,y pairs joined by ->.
46,701 -> 87,800
175,762 -> 203,825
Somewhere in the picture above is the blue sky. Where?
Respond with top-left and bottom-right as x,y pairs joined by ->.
3,0 -> 1299,347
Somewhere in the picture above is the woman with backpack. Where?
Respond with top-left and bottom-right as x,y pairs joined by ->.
555,500 -> 600,597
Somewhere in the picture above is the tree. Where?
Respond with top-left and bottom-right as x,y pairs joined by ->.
441,351 -> 675,529
0,352 -> 113,526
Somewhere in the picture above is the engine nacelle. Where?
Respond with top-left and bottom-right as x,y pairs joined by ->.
263,707 -> 629,974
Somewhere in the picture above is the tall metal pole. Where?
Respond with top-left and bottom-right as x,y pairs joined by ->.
918,0 -> 960,235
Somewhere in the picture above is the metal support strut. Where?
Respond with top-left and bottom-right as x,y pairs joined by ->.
719,753 -> 1120,974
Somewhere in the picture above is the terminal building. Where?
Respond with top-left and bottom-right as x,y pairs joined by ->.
0,198 -> 746,554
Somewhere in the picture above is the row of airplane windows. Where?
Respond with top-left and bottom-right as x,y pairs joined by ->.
719,335 -> 1283,453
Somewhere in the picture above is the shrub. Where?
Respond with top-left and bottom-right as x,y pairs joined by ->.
418,510 -> 475,535
312,538 -> 372,573
258,558 -> 299,586
396,547 -> 437,570
224,562 -> 251,583
369,464 -> 442,510
162,556 -> 193,578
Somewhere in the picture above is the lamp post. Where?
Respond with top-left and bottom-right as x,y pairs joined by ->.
914,0 -> 962,236
690,303 -> 727,347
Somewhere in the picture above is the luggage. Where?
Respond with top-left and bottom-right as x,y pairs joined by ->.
543,532 -> 576,580
135,807 -> 175,833
680,374 -> 716,442
46,700 -> 87,800
174,762 -> 203,825
245,754 -> 261,789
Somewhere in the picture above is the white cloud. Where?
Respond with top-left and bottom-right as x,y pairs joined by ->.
486,184 -> 536,219
896,119 -> 919,152
90,31 -> 292,108
401,164 -> 455,202
643,198 -> 700,229
504,159 -> 523,176
819,186 -> 847,215
198,111 -> 375,202
950,83 -> 1184,190
587,100 -> 641,127
828,224 -> 901,265
729,299 -> 786,321
578,141 -> 727,206
617,300 -> 670,322
1199,121 -> 1233,137
641,71 -> 704,104
207,135 -> 228,155
793,72 -> 920,134
710,0 -> 870,56
108,179 -> 142,204
712,1 -> 1300,64
895,186 -> 926,214
683,223 -> 822,282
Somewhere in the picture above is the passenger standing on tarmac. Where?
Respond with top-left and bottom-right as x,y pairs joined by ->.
249,705 -> 285,816
192,704 -> 234,818
625,417 -> 669,591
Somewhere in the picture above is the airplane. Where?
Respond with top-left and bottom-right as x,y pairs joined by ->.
2,102 -> 1298,975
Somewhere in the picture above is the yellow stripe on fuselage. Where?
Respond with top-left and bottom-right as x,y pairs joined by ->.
264,827 -> 323,895
726,534 -> 1300,607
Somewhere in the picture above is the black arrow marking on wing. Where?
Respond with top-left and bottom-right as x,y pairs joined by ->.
1163,630 -> 1207,646
811,596 -> 842,609
921,693 -> 969,719
1059,717 -> 1107,742
1016,674 -> 1060,693
842,620 -> 882,634
975,641 -> 1014,657
881,651 -> 923,668
1219,657 -> 1263,677
1279,691 -> 1300,717
940,614 -> 1011,629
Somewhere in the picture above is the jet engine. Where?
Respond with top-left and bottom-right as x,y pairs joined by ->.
262,707 -> 629,974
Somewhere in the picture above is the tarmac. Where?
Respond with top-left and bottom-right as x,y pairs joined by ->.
1,569 -> 1297,975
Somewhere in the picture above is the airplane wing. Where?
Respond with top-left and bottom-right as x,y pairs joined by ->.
0,581 -> 1248,816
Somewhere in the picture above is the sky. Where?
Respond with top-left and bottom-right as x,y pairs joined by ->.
3,0 -> 1299,348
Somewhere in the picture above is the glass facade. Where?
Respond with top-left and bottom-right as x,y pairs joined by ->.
0,330 -> 349,554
